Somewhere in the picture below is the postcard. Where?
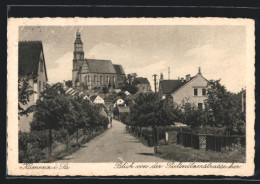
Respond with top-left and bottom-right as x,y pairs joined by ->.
7,17 -> 255,176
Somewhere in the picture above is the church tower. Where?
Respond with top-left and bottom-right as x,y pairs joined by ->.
72,31 -> 84,87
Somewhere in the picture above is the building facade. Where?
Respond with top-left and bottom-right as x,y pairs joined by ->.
72,32 -> 126,90
134,77 -> 151,93
158,68 -> 208,109
18,41 -> 48,132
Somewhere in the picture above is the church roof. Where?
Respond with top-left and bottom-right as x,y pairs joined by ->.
134,77 -> 150,84
113,64 -> 125,75
160,77 -> 196,94
85,59 -> 116,74
81,60 -> 90,73
18,41 -> 48,80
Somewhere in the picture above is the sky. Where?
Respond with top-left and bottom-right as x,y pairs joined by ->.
19,25 -> 246,93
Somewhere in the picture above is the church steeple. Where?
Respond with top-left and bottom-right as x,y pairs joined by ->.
73,31 -> 84,69
72,31 -> 85,87
74,31 -> 84,54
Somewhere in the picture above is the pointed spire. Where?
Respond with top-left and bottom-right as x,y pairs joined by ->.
198,67 -> 201,74
75,30 -> 83,44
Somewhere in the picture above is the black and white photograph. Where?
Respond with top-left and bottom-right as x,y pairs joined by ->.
7,18 -> 255,176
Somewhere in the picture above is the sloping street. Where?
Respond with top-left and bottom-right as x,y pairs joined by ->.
55,120 -> 167,163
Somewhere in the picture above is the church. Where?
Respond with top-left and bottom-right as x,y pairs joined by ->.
72,32 -> 126,90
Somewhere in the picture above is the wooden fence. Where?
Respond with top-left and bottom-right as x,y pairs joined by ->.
177,132 -> 200,149
206,135 -> 245,152
177,131 -> 245,152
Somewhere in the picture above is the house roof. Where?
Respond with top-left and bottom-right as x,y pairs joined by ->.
112,97 -> 123,104
89,95 -> 104,102
135,77 -> 150,84
85,59 -> 116,74
113,64 -> 125,75
118,106 -> 130,113
105,94 -> 117,102
160,76 -> 196,94
128,91 -> 154,100
89,95 -> 98,102
83,95 -> 90,100
18,41 -> 48,80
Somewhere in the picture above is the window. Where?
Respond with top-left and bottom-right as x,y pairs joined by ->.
198,103 -> 203,110
202,88 -> 206,96
100,76 -> 103,85
185,103 -> 191,110
40,60 -> 43,72
39,81 -> 42,92
88,76 -> 90,82
194,88 -> 198,96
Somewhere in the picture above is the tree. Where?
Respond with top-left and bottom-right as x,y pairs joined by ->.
102,87 -> 109,98
65,80 -> 72,88
129,92 -> 181,153
204,80 -> 245,134
181,104 -> 206,129
30,83 -> 71,157
117,91 -> 126,100
120,73 -> 139,94
18,77 -> 36,119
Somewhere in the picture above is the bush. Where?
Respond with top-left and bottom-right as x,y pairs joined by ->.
19,131 -> 47,163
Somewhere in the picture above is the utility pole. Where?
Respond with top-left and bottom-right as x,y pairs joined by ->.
152,74 -> 159,154
241,88 -> 245,112
168,67 -> 170,80
152,74 -> 158,93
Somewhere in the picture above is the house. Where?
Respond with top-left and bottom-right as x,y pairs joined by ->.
134,77 -> 151,92
128,91 -> 154,103
112,97 -> 125,108
104,94 -> 117,110
89,95 -> 105,104
124,90 -> 131,96
72,31 -> 126,90
18,41 -> 48,132
158,67 -> 208,110
83,95 -> 91,101
115,106 -> 130,121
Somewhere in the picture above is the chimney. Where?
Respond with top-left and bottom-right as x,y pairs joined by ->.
160,73 -> 164,81
186,74 -> 190,82
181,78 -> 184,82
198,67 -> 201,74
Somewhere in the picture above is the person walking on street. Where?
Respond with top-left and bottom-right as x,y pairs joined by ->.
110,116 -> 113,128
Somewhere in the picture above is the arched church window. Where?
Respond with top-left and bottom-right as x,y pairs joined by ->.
100,76 -> 103,85
94,75 -> 96,83
88,76 -> 90,82
84,76 -> 88,84
107,76 -> 109,83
